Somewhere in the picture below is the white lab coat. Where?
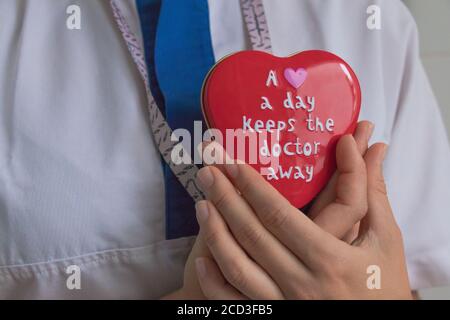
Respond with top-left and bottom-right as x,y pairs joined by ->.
0,0 -> 449,299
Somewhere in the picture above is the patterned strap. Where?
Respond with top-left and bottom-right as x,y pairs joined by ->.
240,0 -> 272,52
110,0 -> 271,202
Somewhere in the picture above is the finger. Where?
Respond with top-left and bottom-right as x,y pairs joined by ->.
354,121 -> 375,154
196,257 -> 247,300
311,135 -> 368,239
196,201 -> 284,299
304,122 -> 372,244
359,143 -> 399,239
308,121 -> 373,220
197,165 -> 313,294
216,162 -> 342,267
331,122 -> 373,242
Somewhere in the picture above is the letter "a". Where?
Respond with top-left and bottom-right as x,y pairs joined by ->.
171,129 -> 192,165
366,265 -> 381,290
266,70 -> 278,87
66,265 -> 81,290
66,5 -> 82,30
366,5 -> 381,30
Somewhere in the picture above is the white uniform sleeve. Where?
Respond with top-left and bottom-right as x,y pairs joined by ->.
382,4 -> 450,290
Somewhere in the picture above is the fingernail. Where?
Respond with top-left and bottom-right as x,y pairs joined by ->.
225,163 -> 239,178
197,142 -> 204,162
367,122 -> 375,141
196,201 -> 210,223
378,144 -> 388,163
196,258 -> 207,279
197,167 -> 214,190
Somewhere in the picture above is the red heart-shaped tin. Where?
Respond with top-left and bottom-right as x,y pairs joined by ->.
202,50 -> 361,208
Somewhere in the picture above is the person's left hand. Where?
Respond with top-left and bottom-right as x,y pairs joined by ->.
194,136 -> 412,300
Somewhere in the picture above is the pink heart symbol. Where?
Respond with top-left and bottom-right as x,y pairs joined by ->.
284,68 -> 308,89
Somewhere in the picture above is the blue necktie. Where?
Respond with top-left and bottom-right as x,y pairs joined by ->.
136,0 -> 216,239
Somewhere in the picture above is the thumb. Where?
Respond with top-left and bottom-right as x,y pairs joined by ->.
312,134 -> 368,239
358,143 -> 399,242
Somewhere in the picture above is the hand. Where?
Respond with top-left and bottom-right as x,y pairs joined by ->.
166,122 -> 373,299
163,121 -> 377,299
194,134 -> 412,299
163,121 -> 403,299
